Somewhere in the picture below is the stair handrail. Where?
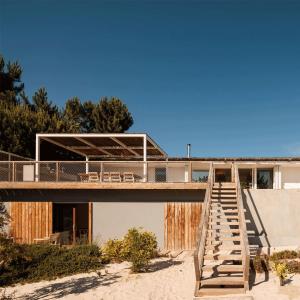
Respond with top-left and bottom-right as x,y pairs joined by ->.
234,165 -> 250,290
193,162 -> 213,295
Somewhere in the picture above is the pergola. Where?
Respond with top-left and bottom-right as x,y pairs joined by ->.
35,133 -> 167,181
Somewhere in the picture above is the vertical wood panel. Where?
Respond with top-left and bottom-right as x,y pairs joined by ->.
10,202 -> 53,244
164,201 -> 203,251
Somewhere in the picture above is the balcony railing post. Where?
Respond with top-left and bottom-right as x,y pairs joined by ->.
56,162 -> 59,182
12,162 -> 15,182
143,162 -> 148,182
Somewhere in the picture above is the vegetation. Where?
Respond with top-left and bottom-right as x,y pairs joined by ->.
0,238 -> 102,286
272,262 -> 289,286
102,227 -> 158,272
252,250 -> 300,286
101,239 -> 123,263
0,54 -> 134,158
0,202 -> 9,233
252,254 -> 269,273
270,250 -> 299,261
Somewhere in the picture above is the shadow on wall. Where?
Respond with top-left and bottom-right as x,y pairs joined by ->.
242,189 -> 271,255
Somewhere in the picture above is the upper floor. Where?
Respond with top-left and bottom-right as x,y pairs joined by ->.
1,133 -> 300,190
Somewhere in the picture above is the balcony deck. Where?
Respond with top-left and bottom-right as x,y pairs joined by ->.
0,181 -> 207,190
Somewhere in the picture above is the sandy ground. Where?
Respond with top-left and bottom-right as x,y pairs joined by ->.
2,252 -> 300,300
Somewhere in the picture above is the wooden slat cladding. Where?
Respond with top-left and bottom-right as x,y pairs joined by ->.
164,202 -> 202,250
10,202 -> 52,244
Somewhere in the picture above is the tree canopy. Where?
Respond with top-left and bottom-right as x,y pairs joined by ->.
0,54 -> 134,158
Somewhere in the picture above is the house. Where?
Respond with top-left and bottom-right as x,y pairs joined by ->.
1,133 -> 300,295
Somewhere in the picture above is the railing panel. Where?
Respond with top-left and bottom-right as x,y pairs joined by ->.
0,160 -> 210,184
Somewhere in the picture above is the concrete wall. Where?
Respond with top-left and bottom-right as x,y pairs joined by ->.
281,167 -> 300,189
93,202 -> 164,248
243,189 -> 300,249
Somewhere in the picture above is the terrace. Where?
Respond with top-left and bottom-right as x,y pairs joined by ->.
0,133 -> 207,190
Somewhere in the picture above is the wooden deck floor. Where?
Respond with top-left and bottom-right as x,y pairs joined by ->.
0,182 -> 207,190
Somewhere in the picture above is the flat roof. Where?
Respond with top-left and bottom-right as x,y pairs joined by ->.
167,157 -> 300,162
37,133 -> 167,159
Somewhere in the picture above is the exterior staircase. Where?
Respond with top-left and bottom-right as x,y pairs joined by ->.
194,164 -> 250,298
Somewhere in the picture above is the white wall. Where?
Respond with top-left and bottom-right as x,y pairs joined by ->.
281,167 -> 300,189
93,202 -> 164,248
243,189 -> 300,248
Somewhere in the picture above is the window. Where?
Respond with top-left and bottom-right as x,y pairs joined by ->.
215,169 -> 232,182
238,169 -> 253,188
155,168 -> 166,182
192,170 -> 209,182
257,169 -> 273,189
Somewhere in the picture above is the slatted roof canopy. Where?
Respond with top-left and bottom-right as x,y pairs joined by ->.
36,133 -> 167,160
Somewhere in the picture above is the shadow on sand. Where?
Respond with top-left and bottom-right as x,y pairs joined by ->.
19,259 -> 183,299
20,273 -> 121,300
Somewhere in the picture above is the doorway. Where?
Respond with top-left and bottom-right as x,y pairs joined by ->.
214,169 -> 232,182
239,169 -> 253,188
53,203 -> 90,244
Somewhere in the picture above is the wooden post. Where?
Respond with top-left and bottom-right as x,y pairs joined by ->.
72,206 -> 76,245
88,202 -> 93,244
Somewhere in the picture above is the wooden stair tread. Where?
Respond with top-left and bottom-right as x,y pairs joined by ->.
206,236 -> 241,242
200,276 -> 244,286
210,216 -> 239,220
205,244 -> 242,250
209,221 -> 240,225
211,204 -> 238,208
202,264 -> 243,273
207,228 -> 240,233
204,254 -> 242,260
212,195 -> 237,199
210,209 -> 239,213
196,288 -> 246,296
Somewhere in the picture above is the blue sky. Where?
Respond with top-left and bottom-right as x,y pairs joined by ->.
1,0 -> 300,157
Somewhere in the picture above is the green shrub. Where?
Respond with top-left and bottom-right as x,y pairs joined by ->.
102,239 -> 123,263
270,250 -> 299,261
0,241 -> 102,286
120,227 -> 157,272
286,260 -> 300,273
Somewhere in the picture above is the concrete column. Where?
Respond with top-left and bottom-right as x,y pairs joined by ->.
85,157 -> 89,173
35,135 -> 40,182
143,135 -> 147,182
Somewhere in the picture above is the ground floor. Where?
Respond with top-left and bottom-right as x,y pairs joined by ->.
2,188 -> 300,251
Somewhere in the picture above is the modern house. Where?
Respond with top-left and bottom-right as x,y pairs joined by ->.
1,133 -> 300,296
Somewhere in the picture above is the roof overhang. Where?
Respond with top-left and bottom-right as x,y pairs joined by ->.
36,133 -> 167,160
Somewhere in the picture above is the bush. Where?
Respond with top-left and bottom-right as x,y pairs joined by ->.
101,227 -> 158,272
120,228 -> 157,272
270,250 -> 299,261
286,260 -> 300,273
101,239 -> 123,263
0,240 -> 102,286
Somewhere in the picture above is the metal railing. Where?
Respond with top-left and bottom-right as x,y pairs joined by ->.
193,162 -> 213,294
0,161 -> 207,183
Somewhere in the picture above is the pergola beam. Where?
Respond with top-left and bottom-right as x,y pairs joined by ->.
110,137 -> 140,157
74,137 -> 112,156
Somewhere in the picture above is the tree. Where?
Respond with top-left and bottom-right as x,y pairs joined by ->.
92,97 -> 133,133
0,54 -> 24,105
0,54 -> 134,158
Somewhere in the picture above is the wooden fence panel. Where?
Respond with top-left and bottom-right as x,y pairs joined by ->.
164,202 -> 202,250
10,202 -> 52,244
